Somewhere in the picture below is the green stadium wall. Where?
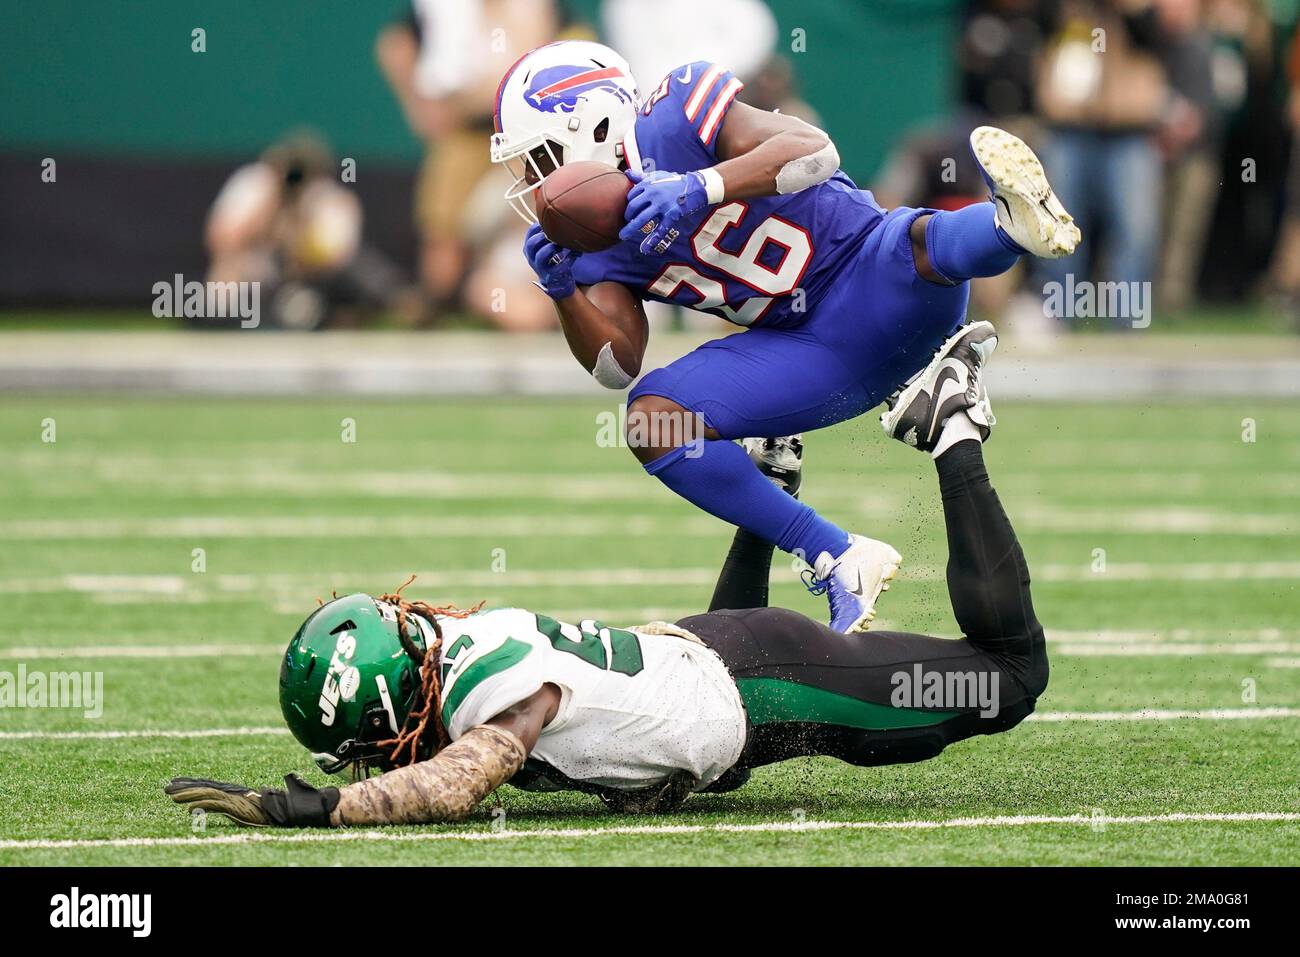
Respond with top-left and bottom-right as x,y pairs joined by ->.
2,0 -> 958,180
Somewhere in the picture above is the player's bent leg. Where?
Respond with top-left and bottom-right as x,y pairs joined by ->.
880,127 -> 1080,326
624,391 -> 848,563
629,336 -> 903,633
708,436 -> 803,613
919,205 -> 1026,283
683,407 -> 1049,774
681,606 -> 1044,772
886,383 -> 1047,692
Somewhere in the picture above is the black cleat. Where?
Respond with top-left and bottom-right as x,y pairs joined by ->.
881,321 -> 998,453
742,434 -> 803,498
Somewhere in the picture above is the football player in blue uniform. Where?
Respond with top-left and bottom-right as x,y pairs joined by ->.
490,41 -> 1080,633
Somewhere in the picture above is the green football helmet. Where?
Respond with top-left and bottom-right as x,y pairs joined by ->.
279,593 -> 428,778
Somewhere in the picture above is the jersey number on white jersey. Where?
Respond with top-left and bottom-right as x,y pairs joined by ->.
535,614 -> 645,676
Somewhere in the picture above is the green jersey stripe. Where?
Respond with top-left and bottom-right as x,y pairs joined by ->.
441,637 -> 534,727
736,677 -> 959,729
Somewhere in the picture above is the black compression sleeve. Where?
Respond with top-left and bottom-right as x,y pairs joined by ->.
935,439 -> 1044,662
708,528 -> 777,611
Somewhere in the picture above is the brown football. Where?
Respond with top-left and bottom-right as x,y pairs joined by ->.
536,161 -> 631,253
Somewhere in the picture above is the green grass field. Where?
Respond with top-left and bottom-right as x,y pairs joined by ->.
1,395 -> 1298,865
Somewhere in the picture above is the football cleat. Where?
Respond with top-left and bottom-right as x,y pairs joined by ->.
881,321 -> 998,453
804,534 -> 903,634
743,434 -> 803,498
970,125 -> 1080,260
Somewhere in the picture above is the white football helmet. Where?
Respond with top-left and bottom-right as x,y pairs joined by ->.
490,40 -> 640,222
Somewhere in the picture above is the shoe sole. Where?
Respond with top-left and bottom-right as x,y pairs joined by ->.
842,541 -> 903,634
743,435 -> 803,497
970,126 -> 1080,259
881,321 -> 997,447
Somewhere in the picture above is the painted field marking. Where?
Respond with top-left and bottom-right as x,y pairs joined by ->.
3,707 -> 1297,741
6,560 -> 1300,600
4,629 -> 1300,661
0,505 -> 1297,540
3,811 -> 1298,852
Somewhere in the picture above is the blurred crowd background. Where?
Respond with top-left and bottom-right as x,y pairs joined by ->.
3,0 -> 1300,337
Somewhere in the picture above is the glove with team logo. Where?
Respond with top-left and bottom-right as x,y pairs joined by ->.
165,774 -> 340,827
620,169 -> 717,256
523,223 -> 579,300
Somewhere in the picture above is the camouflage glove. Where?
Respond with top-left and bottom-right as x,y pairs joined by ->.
165,773 -> 340,827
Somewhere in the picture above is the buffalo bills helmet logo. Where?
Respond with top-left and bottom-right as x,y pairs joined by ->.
525,64 -> 634,115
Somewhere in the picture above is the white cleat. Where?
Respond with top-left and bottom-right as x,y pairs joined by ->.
970,125 -> 1080,260
806,534 -> 903,634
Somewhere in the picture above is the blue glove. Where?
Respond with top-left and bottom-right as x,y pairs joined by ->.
619,169 -> 711,256
524,223 -> 579,300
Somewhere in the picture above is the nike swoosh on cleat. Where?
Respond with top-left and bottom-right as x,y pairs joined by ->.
932,366 -> 965,404
929,367 -> 967,439
677,65 -> 693,84
847,568 -> 864,597
995,194 -> 1013,224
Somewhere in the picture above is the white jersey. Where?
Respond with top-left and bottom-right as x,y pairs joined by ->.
432,608 -> 747,791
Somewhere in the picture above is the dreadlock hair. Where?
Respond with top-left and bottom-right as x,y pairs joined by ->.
373,575 -> 484,770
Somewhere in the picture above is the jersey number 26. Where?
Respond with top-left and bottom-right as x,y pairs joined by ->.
648,201 -> 813,326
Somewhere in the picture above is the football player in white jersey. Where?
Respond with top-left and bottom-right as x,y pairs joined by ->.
166,331 -> 1049,826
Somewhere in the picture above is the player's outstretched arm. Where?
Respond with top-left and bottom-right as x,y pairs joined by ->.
331,683 -> 559,826
165,685 -> 560,827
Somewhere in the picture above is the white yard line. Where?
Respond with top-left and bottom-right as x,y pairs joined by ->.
2,811 -> 1297,852
0,727 -> 288,740
1049,628 -> 1300,643
0,643 -> 284,659
6,560 -> 1300,600
3,628 -> 1298,661
1025,707 -> 1300,722
1036,560 -> 1300,582
0,514 -> 720,541
2,707 -> 1295,741
1055,642 -> 1300,657
1,505 -> 1297,540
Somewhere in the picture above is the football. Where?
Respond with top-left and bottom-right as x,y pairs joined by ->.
536,160 -> 631,253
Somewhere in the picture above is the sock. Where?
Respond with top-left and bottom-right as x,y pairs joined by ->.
931,409 -> 983,460
924,202 -> 1024,282
646,442 -> 851,562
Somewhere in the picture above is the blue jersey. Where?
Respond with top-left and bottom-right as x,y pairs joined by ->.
571,62 -> 885,329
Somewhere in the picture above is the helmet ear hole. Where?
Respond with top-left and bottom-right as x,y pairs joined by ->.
593,117 -> 609,143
